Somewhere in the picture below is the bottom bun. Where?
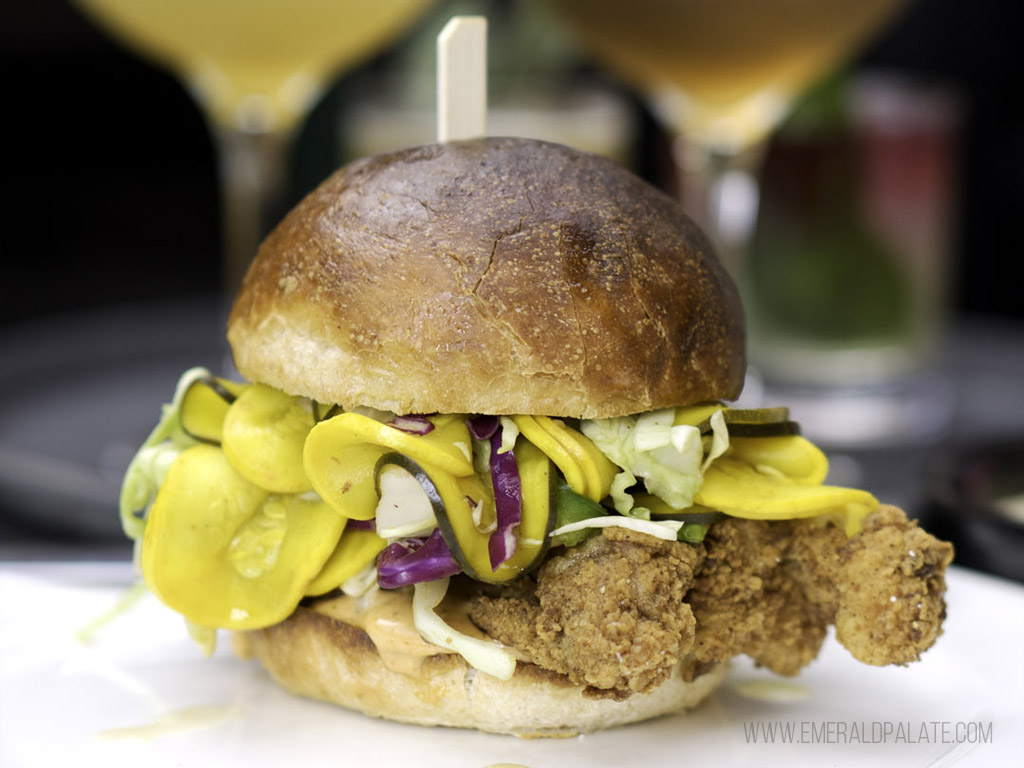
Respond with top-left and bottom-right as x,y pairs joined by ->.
240,600 -> 727,737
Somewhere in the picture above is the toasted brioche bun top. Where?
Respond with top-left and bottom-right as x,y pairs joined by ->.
228,137 -> 745,418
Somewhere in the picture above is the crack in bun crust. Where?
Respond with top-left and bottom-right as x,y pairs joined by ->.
227,137 -> 745,417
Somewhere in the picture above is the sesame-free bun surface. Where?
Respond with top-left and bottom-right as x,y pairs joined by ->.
228,137 -> 745,418
241,600 -> 727,737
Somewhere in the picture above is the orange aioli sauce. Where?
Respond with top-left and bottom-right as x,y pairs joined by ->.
310,587 -> 502,676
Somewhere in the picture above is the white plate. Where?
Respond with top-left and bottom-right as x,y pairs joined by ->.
1,562 -> 1021,768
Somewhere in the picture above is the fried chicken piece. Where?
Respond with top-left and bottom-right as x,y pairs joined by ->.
469,505 -> 952,698
689,504 -> 953,673
833,504 -> 954,665
687,516 -> 842,676
469,527 -> 704,699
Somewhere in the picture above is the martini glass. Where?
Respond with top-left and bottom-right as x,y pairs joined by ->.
72,0 -> 435,294
541,0 -> 909,287
542,0 -> 921,446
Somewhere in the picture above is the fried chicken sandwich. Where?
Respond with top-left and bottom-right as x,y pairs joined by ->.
121,137 -> 953,737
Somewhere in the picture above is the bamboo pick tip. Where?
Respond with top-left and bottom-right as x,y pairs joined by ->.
436,16 -> 488,143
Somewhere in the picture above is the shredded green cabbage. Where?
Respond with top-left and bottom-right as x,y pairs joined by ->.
550,515 -> 685,542
498,416 -> 519,454
374,465 -> 438,538
582,407 -> 730,511
348,405 -> 397,422
608,469 -> 648,518
412,578 -> 516,680
119,367 -> 207,540
341,564 -> 379,598
704,409 -> 730,470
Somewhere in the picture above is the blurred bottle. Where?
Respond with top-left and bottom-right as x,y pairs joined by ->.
746,73 -> 960,446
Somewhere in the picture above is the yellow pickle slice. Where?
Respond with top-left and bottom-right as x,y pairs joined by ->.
142,444 -> 346,629
513,415 -> 587,497
306,528 -> 388,597
441,438 -> 555,583
673,403 -> 725,430
727,435 -> 829,485
513,416 -> 616,502
179,376 -> 248,444
378,439 -> 555,584
532,416 -> 617,502
695,457 -> 876,536
304,412 -> 474,520
222,384 -> 315,493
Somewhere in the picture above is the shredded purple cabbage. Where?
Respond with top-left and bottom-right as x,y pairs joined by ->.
345,518 -> 376,532
389,415 -> 435,435
468,416 -> 523,571
377,528 -> 460,589
467,415 -> 499,441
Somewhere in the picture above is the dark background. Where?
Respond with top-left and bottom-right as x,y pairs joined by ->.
2,0 -> 1023,329
1,0 -> 1023,579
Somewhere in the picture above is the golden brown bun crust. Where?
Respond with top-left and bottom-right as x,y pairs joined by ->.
228,137 -> 745,418
242,603 -> 726,736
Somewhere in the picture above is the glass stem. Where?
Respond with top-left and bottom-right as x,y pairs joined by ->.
214,127 -> 291,299
672,138 -> 767,283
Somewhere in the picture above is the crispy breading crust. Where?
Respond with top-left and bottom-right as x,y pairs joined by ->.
834,505 -> 953,665
470,505 -> 954,697
471,526 -> 705,700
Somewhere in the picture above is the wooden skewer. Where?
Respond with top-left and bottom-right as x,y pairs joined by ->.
436,16 -> 487,142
